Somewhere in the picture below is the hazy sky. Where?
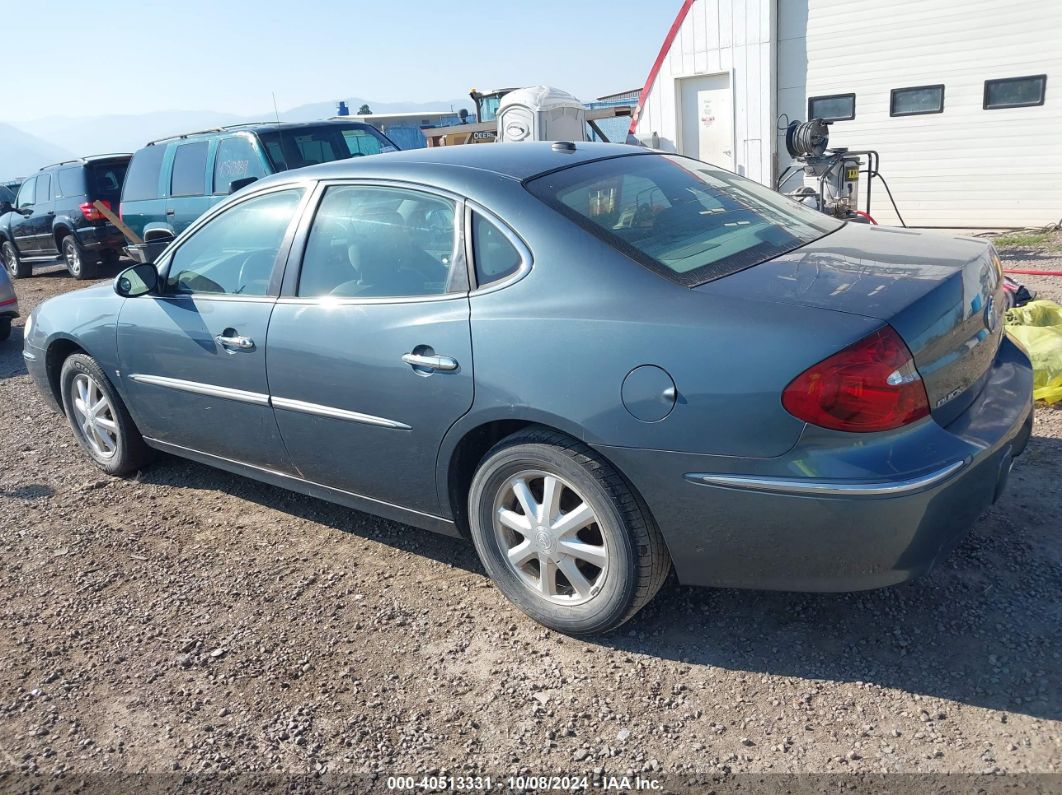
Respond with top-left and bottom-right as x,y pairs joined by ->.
6,0 -> 672,121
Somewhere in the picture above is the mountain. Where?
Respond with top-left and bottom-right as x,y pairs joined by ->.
0,123 -> 75,179
11,96 -> 477,158
13,110 -> 247,159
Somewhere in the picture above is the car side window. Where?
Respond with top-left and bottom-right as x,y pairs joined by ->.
15,178 -> 35,208
165,189 -> 304,296
471,213 -> 523,285
297,185 -> 460,298
213,136 -> 267,194
35,174 -> 52,204
170,141 -> 209,198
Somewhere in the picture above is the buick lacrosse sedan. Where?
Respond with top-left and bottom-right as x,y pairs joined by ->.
24,142 -> 1033,633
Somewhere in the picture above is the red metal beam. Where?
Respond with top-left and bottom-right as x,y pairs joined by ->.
629,0 -> 697,135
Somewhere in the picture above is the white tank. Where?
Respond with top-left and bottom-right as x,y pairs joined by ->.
497,86 -> 586,143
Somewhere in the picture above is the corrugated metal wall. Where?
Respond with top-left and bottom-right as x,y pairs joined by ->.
636,0 -> 1062,228
634,0 -> 775,184
791,0 -> 1062,227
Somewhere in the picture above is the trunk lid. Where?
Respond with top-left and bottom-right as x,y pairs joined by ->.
700,224 -> 1005,425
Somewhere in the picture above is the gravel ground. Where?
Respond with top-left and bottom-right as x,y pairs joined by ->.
0,239 -> 1060,789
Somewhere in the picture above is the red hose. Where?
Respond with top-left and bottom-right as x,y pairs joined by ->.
852,210 -> 877,224
1004,269 -> 1062,277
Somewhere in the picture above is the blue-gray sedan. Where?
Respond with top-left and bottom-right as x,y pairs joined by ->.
22,143 -> 1034,633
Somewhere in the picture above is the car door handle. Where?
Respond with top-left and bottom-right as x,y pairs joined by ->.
166,209 -> 176,216
215,333 -> 255,351
402,352 -> 458,371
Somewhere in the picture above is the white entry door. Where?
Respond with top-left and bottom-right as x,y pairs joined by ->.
679,73 -> 734,169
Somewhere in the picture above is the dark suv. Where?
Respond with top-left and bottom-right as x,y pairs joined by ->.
0,155 -> 130,280
120,120 -> 398,262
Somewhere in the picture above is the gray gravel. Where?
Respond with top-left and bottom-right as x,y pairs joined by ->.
0,251 -> 1059,783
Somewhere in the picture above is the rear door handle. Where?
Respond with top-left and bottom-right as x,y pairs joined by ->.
216,333 -> 255,351
165,209 -> 175,216
402,352 -> 458,371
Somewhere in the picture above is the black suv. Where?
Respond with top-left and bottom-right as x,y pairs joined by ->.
0,155 -> 130,280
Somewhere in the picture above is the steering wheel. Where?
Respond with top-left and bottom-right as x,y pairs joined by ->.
236,250 -> 273,294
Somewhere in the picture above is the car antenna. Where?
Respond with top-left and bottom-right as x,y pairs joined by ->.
271,92 -> 281,124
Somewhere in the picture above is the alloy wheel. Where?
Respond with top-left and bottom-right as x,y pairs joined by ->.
64,240 -> 81,277
71,374 -> 119,458
492,470 -> 609,605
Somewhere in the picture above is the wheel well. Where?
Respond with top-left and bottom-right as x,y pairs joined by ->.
446,420 -> 537,538
45,339 -> 85,413
53,226 -> 72,250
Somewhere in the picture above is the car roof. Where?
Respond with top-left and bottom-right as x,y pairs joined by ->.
39,154 -> 132,171
263,141 -> 647,185
144,119 -> 383,147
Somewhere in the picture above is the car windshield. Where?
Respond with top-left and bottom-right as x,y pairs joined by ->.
525,154 -> 842,286
257,124 -> 398,171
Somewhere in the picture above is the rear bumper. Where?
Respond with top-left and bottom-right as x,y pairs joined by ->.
601,335 -> 1035,592
76,224 -> 126,255
125,239 -> 171,264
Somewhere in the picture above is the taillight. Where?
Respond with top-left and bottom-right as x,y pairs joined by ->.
79,199 -> 111,221
782,326 -> 930,433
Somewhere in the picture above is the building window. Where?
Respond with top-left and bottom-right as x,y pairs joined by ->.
984,75 -> 1047,109
808,93 -> 855,122
890,85 -> 944,116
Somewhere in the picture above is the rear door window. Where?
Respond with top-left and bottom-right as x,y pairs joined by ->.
170,141 -> 210,197
123,146 -> 166,201
35,174 -> 52,203
526,154 -> 842,286
213,136 -> 267,194
297,185 -> 459,298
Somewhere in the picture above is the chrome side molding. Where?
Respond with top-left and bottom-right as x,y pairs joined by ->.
684,460 -> 966,497
129,374 -> 410,430
129,374 -> 270,406
271,396 -> 411,430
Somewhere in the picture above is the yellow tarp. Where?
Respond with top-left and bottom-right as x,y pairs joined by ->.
1005,300 -> 1062,405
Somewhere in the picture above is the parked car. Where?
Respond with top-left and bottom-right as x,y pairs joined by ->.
120,120 -> 399,262
0,263 -> 17,340
23,143 -> 1034,634
0,184 -> 16,215
0,155 -> 130,280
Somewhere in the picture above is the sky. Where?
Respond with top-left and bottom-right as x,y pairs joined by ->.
5,0 -> 674,121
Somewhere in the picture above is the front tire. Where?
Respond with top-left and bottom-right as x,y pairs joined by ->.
2,241 -> 31,279
468,428 -> 670,635
59,353 -> 153,475
62,235 -> 97,280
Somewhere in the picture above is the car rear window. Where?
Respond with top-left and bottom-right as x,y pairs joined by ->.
86,161 -> 128,198
525,154 -> 842,286
123,146 -> 166,202
257,123 -> 397,171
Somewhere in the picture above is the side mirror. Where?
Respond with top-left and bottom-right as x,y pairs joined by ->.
114,262 -> 159,297
229,176 -> 258,194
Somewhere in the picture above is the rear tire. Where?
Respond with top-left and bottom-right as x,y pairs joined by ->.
59,353 -> 153,475
0,318 -> 10,342
468,428 -> 670,635
62,235 -> 97,280
2,241 -> 31,279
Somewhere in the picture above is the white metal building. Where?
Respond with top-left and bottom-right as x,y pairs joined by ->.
631,0 -> 1062,227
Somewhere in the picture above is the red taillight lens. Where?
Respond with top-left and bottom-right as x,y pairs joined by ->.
782,326 -> 930,433
79,199 -> 111,221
